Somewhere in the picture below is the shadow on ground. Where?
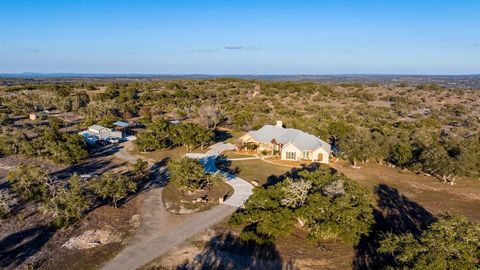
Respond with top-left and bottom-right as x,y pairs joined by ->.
353,184 -> 435,269
175,232 -> 283,270
0,224 -> 56,269
214,155 -> 240,176
213,130 -> 233,143
0,145 -> 171,269
264,162 -> 322,187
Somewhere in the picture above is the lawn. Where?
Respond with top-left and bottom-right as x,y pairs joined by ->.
219,159 -> 291,186
221,150 -> 256,159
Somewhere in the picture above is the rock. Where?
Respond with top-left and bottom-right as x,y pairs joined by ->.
130,214 -> 141,228
218,197 -> 224,203
62,229 -> 121,250
251,180 -> 259,186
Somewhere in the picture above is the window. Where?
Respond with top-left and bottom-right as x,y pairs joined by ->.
286,152 -> 296,160
302,151 -> 311,159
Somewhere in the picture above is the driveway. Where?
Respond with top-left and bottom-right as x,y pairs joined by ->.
186,142 -> 254,207
102,189 -> 236,270
102,142 -> 254,270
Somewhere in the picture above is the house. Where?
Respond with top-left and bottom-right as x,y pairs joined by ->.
237,121 -> 331,163
78,124 -> 123,144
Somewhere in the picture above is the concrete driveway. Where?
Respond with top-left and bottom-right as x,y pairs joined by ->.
102,142 -> 254,270
186,142 -> 254,207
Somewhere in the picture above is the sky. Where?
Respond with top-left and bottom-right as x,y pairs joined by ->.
0,0 -> 479,74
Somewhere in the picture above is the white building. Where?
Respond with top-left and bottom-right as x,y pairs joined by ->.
78,125 -> 122,144
237,121 -> 331,163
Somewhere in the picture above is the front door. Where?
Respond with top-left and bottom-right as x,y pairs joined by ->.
317,153 -> 323,162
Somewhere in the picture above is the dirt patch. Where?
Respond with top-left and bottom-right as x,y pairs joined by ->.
62,229 -> 122,250
163,182 -> 233,214
142,222 -> 353,270
0,192 -> 142,270
38,197 -> 141,270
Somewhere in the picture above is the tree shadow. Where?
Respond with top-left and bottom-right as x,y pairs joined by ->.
214,155 -> 240,176
51,158 -> 125,180
0,224 -> 56,269
89,144 -> 122,159
213,130 -> 233,143
175,232 -> 283,270
353,184 -> 435,269
264,162 -> 322,188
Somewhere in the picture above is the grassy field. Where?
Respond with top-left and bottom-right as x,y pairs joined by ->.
332,159 -> 480,221
221,150 -> 256,159
219,159 -> 291,186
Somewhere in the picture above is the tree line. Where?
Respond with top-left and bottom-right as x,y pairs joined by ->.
134,119 -> 214,152
0,120 -> 88,165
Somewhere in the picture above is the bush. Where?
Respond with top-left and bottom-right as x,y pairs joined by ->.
133,159 -> 149,176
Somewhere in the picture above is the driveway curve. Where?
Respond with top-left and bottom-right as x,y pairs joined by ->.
102,142 -> 254,270
186,142 -> 254,207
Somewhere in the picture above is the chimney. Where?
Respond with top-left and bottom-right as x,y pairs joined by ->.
276,120 -> 283,127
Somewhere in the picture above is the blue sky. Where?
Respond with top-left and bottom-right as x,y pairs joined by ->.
0,0 -> 479,74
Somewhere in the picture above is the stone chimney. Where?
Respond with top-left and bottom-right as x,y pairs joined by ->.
276,120 -> 283,127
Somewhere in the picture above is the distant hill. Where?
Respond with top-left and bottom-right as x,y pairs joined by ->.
1,73 -> 480,88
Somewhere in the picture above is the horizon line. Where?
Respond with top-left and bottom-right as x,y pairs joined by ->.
1,72 -> 480,77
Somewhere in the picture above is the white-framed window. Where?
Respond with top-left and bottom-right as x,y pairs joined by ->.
302,151 -> 311,159
286,152 -> 296,160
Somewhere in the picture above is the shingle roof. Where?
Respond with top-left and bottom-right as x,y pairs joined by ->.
247,125 -> 331,152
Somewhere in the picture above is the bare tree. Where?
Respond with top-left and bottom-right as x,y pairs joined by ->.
198,104 -> 223,130
280,178 -> 312,208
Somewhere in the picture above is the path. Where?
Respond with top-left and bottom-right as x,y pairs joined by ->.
185,142 -> 254,207
102,142 -> 254,270
102,190 -> 236,270
113,141 -> 157,164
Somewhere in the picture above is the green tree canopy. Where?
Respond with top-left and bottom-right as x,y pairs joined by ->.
8,164 -> 51,202
41,175 -> 90,227
90,174 -> 137,208
379,214 -> 480,270
229,165 -> 374,245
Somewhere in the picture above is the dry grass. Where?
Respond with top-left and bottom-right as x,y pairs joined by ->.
222,150 -> 256,159
162,181 -> 234,214
223,159 -> 291,185
332,159 -> 480,221
128,147 -> 189,162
